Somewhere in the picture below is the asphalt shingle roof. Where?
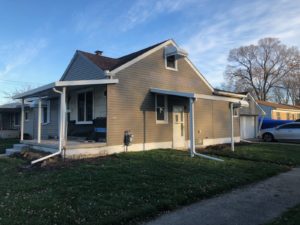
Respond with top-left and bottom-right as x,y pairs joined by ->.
79,40 -> 169,71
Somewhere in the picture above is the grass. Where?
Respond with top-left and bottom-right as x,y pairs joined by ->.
0,138 -> 19,154
0,149 -> 288,225
201,143 -> 300,166
267,204 -> 300,225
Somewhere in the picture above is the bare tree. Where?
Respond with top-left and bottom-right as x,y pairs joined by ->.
2,85 -> 33,102
225,38 -> 300,101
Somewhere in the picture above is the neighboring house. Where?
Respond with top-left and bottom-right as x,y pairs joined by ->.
257,100 -> 300,121
13,39 -> 248,158
0,103 -> 21,138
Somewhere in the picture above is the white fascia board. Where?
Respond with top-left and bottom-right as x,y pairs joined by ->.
150,88 -> 196,98
13,82 -> 56,99
196,93 -> 249,107
214,90 -> 247,98
111,40 -> 175,74
13,79 -> 119,99
55,79 -> 119,87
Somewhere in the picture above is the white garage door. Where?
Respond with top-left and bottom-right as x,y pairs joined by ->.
240,116 -> 256,139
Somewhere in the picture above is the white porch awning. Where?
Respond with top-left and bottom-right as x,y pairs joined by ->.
13,79 -> 119,99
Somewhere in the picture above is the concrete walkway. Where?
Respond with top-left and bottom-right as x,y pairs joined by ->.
143,168 -> 300,225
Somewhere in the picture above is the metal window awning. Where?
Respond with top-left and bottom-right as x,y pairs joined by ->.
164,46 -> 188,57
13,79 -> 119,99
150,88 -> 249,107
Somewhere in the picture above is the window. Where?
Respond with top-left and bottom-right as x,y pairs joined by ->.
155,94 -> 168,123
42,101 -> 50,124
278,124 -> 300,129
276,112 -> 281,120
25,111 -> 29,121
287,113 -> 291,120
165,55 -> 177,70
233,108 -> 239,117
14,112 -> 20,126
77,91 -> 93,123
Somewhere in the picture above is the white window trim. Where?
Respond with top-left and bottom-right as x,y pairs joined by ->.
42,100 -> 51,125
165,55 -> 178,71
76,89 -> 94,124
155,94 -> 168,124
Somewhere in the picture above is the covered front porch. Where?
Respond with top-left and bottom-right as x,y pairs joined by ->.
14,79 -> 118,160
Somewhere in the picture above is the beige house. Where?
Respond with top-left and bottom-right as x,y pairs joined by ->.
13,39 -> 248,160
257,100 -> 300,121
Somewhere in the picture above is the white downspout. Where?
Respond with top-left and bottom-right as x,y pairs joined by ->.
31,87 -> 65,165
189,97 -> 223,162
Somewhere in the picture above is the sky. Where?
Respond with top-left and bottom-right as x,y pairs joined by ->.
0,0 -> 300,104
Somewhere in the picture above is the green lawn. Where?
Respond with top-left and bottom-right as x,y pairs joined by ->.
0,138 -> 19,154
267,204 -> 300,225
0,149 -> 287,225
201,143 -> 300,166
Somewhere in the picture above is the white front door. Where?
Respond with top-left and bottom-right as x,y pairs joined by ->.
173,106 -> 185,148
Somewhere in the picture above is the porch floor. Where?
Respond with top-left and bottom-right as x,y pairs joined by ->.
21,139 -> 106,150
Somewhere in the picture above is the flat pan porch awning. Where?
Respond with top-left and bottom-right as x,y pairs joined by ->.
13,79 -> 119,99
150,88 -> 249,106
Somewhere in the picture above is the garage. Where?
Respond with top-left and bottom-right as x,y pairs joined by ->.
240,116 -> 257,139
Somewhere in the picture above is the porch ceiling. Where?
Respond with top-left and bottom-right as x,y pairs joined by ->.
13,79 -> 119,99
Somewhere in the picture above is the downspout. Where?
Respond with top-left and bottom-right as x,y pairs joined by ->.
189,98 -> 223,162
31,87 -> 65,165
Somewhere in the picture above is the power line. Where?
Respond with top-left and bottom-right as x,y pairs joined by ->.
0,79 -> 43,85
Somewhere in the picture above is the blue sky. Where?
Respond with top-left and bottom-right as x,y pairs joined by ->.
0,0 -> 300,104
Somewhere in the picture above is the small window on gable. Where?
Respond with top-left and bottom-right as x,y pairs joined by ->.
156,94 -> 168,123
165,55 -> 177,70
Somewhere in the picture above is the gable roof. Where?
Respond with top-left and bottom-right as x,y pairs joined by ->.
257,100 -> 300,110
78,40 -> 168,71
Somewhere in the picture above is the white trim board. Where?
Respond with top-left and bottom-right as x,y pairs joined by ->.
13,79 -> 119,99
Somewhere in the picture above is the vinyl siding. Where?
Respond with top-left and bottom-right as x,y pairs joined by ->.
23,99 -> 60,139
61,54 -> 105,81
107,45 -> 238,147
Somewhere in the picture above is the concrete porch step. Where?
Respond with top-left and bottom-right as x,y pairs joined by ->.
13,144 -> 29,151
5,148 -> 20,155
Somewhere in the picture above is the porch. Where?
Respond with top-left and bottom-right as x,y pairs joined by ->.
13,79 -> 118,160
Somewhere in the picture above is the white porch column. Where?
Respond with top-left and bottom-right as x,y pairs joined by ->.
37,98 -> 42,144
20,98 -> 25,141
189,98 -> 195,157
230,103 -> 234,151
61,87 -> 67,149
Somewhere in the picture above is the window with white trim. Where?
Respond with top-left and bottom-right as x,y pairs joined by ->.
42,101 -> 50,124
165,55 -> 177,70
156,94 -> 168,123
77,91 -> 93,123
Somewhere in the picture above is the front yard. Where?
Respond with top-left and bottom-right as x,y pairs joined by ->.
201,143 -> 300,166
0,147 -> 289,225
